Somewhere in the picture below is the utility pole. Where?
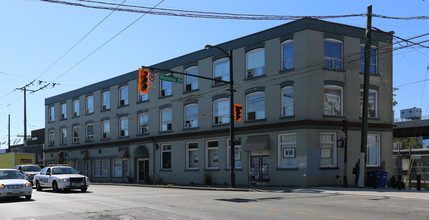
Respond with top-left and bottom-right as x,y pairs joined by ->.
8,114 -> 11,150
358,5 -> 372,188
343,119 -> 348,187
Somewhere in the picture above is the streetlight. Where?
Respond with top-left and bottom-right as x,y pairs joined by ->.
205,44 -> 236,188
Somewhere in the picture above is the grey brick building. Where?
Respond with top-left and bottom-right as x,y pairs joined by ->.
44,18 -> 394,186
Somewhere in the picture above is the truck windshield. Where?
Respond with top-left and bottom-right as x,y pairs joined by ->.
22,166 -> 41,172
51,167 -> 78,175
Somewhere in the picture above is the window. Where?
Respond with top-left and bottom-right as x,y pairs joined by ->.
161,80 -> 172,97
320,132 -> 337,167
246,49 -> 265,78
73,100 -> 79,117
73,126 -> 79,143
186,142 -> 198,170
60,103 -> 67,119
360,46 -> 377,74
102,91 -> 110,110
282,40 -> 294,70
119,86 -> 128,106
246,92 -> 265,120
213,98 -> 229,125
138,113 -> 148,135
102,120 -> 110,139
360,89 -> 378,118
93,160 -> 109,177
227,139 -> 242,169
48,106 -> 55,122
324,39 -> 343,70
184,67 -> 198,91
281,86 -> 294,117
86,123 -> 94,142
112,159 -> 122,177
161,144 -> 172,170
86,96 -> 94,114
160,109 -> 172,131
324,85 -> 343,116
213,58 -> 230,86
48,130 -> 55,146
119,117 -> 128,137
367,134 -> 380,167
278,133 -> 297,168
184,104 -> 198,128
206,140 -> 219,169
60,128 -> 67,145
138,92 -> 148,103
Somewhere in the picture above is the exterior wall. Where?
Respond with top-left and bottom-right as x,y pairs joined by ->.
0,153 -> 14,169
43,18 -> 393,187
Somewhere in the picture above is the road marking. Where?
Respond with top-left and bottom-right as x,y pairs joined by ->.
202,200 -> 212,203
296,212 -> 312,215
329,216 -> 351,219
266,208 -> 280,211
221,203 -> 233,206
242,205 -> 255,208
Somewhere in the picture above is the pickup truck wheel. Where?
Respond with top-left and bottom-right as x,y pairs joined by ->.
36,181 -> 42,191
53,181 -> 59,192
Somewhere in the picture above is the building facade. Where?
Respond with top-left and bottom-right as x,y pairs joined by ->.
44,18 -> 394,186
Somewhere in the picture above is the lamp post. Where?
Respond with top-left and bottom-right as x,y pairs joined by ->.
205,44 -> 235,188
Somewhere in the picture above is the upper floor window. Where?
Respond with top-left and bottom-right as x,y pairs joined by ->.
138,92 -> 148,103
278,133 -> 297,168
102,91 -> 110,110
48,106 -> 55,122
119,86 -> 128,107
160,108 -> 172,131
102,120 -> 110,139
60,128 -> 67,145
213,98 -> 229,125
138,113 -> 149,135
184,104 -> 198,128
73,126 -> 79,143
324,39 -> 343,70
282,40 -> 294,70
86,96 -> 94,114
184,67 -> 198,92
360,89 -> 378,118
60,103 -> 67,120
48,130 -> 55,146
360,45 -> 378,74
86,123 -> 94,142
367,134 -> 380,167
246,92 -> 265,121
324,85 -> 343,116
281,86 -> 294,117
161,80 -> 172,97
213,58 -> 230,86
73,100 -> 79,117
246,48 -> 265,78
206,140 -> 219,169
119,117 -> 129,137
320,132 -> 337,167
186,142 -> 198,170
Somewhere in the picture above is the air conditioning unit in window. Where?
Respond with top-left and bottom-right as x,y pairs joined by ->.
167,124 -> 172,131
186,84 -> 192,91
248,112 -> 256,121
120,130 -> 125,137
214,116 -> 222,124
102,105 -> 107,110
161,90 -> 166,97
140,127 -> 148,134
185,121 -> 191,128
73,112 -> 77,117
247,69 -> 254,78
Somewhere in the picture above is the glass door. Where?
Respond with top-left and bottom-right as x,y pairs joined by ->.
250,156 -> 270,183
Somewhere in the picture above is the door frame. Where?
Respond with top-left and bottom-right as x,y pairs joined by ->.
137,158 -> 149,184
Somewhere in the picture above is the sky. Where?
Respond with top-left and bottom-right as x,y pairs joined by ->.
0,0 -> 428,148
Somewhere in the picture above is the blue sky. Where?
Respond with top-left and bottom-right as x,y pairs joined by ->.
0,0 -> 428,148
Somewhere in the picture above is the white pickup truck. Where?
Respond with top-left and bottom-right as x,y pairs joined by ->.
33,166 -> 90,192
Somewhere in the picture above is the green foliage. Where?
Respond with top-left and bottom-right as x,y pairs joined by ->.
393,137 -> 423,149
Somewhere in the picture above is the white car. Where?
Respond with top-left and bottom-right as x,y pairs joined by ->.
0,169 -> 33,200
15,164 -> 42,185
34,166 -> 90,192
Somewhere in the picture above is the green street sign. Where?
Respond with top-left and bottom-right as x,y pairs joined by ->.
159,74 -> 183,84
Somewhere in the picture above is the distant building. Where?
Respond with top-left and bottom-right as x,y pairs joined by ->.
44,18 -> 394,186
8,128 -> 44,166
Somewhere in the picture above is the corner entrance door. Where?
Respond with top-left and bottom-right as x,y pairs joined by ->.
250,156 -> 270,183
137,159 -> 149,184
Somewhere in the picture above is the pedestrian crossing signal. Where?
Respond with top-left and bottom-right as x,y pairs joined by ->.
139,68 -> 149,93
234,104 -> 242,121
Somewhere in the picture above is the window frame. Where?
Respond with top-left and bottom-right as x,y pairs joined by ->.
320,132 -> 338,168
360,89 -> 379,118
246,48 -> 265,78
48,130 -> 55,146
160,80 -> 172,97
213,58 -> 230,86
86,123 -> 94,142
246,92 -> 265,121
112,159 -> 123,177
119,86 -> 129,107
73,100 -> 79,117
48,106 -> 55,122
281,86 -> 294,117
360,45 -> 378,74
226,138 -> 242,169
138,113 -> 149,135
278,133 -> 297,168
102,120 -> 110,139
205,140 -> 219,169
101,91 -> 110,110
186,142 -> 199,170
184,66 -> 199,92
60,128 -> 67,145
184,104 -> 198,128
324,85 -> 344,116
213,98 -> 230,125
138,91 -> 149,103
72,126 -> 79,143
161,144 -> 172,170
93,159 -> 109,177
86,95 -> 94,114
324,39 -> 343,70
281,40 -> 294,70
160,108 -> 173,132
60,103 -> 67,120
119,117 -> 129,137
367,134 -> 381,167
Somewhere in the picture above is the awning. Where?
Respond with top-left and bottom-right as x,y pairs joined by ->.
244,134 -> 270,151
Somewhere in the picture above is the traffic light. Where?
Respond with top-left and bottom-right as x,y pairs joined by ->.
138,68 -> 149,93
234,104 -> 242,121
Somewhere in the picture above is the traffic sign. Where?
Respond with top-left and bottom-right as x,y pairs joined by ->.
149,73 -> 156,88
159,74 -> 183,84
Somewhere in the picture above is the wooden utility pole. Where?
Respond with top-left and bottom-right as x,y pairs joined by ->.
358,5 -> 372,188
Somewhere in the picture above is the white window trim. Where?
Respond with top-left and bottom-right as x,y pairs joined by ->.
138,113 -> 149,135
138,91 -> 149,102
184,104 -> 198,128
160,108 -> 173,132
360,45 -> 378,74
119,117 -> 129,137
160,80 -> 172,97
213,58 -> 230,85
184,66 -> 198,91
226,138 -> 242,169
324,38 -> 343,69
73,100 -> 79,117
86,123 -> 94,141
324,85 -> 344,116
246,92 -> 265,121
49,106 -> 55,122
112,159 -> 123,178
86,96 -> 94,114
102,120 -> 110,139
72,126 -> 79,143
320,132 -> 337,168
161,144 -> 172,170
281,86 -> 294,117
61,128 -> 67,145
360,89 -> 379,118
102,91 -> 110,110
49,131 -> 55,146
186,142 -> 199,170
278,133 -> 297,168
246,48 -> 265,78
367,134 -> 381,167
60,103 -> 67,119
213,98 -> 230,125
93,159 -> 109,177
205,140 -> 219,169
281,40 -> 294,70
119,86 -> 128,106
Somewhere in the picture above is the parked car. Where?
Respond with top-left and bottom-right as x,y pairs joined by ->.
15,164 -> 42,185
0,169 -> 33,200
33,166 -> 89,192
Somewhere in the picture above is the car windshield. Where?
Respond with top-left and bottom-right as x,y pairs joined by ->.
51,167 -> 78,175
22,166 -> 41,172
0,170 -> 24,180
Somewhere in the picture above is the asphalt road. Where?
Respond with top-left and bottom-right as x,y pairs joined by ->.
1,185 -> 428,220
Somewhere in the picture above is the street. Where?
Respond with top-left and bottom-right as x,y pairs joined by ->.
1,185 -> 428,220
